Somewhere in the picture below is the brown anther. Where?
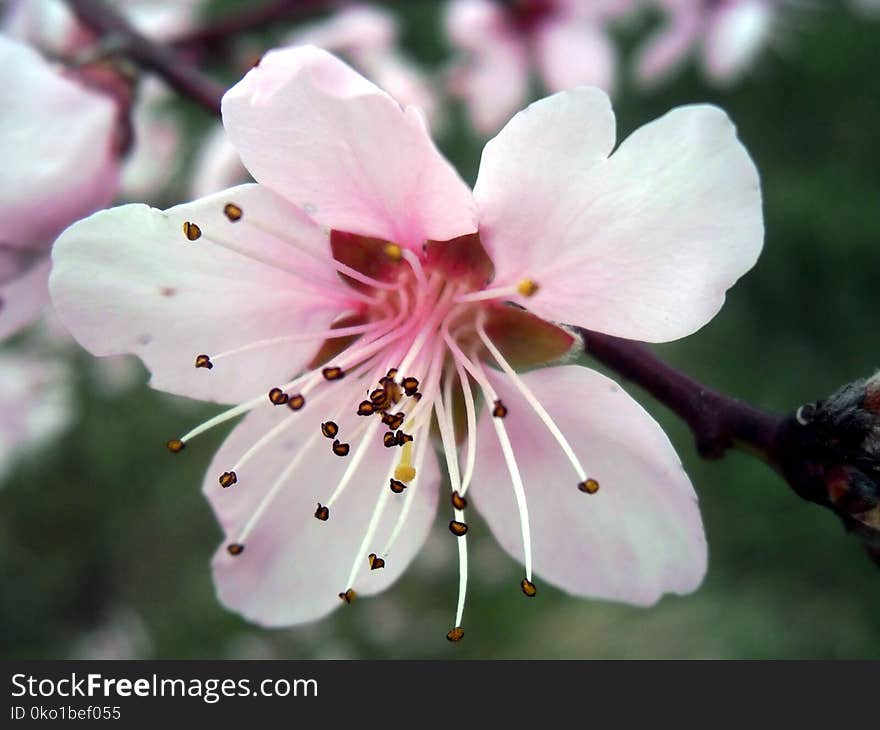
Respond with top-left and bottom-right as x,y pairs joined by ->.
521,578 -> 537,597
492,400 -> 508,418
578,478 -> 600,494
389,478 -> 407,494
166,439 -> 185,453
382,412 -> 405,430
314,503 -> 329,521
369,388 -> 388,406
223,203 -> 243,222
413,392 -> 422,402
402,377 -> 420,396
339,589 -> 356,604
451,491 -> 467,510
446,627 -> 465,642
383,432 -> 397,448
386,368 -> 398,380
268,387 -> 289,405
182,221 -> 202,241
219,471 -> 237,488
368,553 -> 385,570
332,440 -> 350,457
194,354 -> 213,370
449,520 -> 469,537
357,400 -> 375,416
226,543 -> 244,556
321,421 -> 339,439
322,366 -> 345,381
395,431 -> 413,446
287,394 -> 305,411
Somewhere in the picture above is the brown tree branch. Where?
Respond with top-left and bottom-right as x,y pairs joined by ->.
66,0 -> 226,116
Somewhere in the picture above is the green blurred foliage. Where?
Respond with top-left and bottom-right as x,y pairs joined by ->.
1,1 -> 879,659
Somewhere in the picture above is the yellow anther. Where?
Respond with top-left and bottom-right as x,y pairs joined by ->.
223,203 -> 243,222
578,478 -> 600,494
383,243 -> 403,261
182,221 -> 202,241
521,578 -> 537,597
446,627 -> 465,642
516,278 -> 539,297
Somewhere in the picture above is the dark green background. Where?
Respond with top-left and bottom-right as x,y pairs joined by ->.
2,1 -> 879,659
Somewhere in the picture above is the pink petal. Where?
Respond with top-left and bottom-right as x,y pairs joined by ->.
0,36 -> 119,253
475,92 -> 763,342
703,0 -> 774,85
222,45 -> 477,250
287,4 -> 397,61
534,16 -> 616,94
0,257 -> 51,341
50,184 -> 350,404
470,364 -> 707,605
205,382 -> 440,627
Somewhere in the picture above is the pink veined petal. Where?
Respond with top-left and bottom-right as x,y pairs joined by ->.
633,3 -> 703,86
534,15 -> 616,94
475,91 -> 763,342
222,45 -> 477,250
205,381 -> 440,627
0,36 -> 119,253
0,257 -> 51,341
190,125 -> 250,198
50,184 -> 350,404
469,364 -> 707,605
702,0 -> 774,85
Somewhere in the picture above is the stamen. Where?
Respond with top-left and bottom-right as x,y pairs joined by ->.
578,478 -> 600,494
357,400 -> 375,416
182,221 -> 202,241
219,471 -> 237,488
381,412 -> 405,430
516,278 -> 539,297
166,439 -> 185,453
331,440 -> 350,457
288,394 -> 306,411
223,203 -> 243,222
368,553 -> 385,570
314,503 -> 329,521
338,589 -> 356,604
268,387 -> 289,405
449,357 -> 477,496
492,399 -> 508,418
476,318 -> 588,485
446,627 -> 465,642
521,578 -> 537,597
395,431 -> 413,446
321,421 -> 339,439
194,354 -> 213,369
402,377 -> 420,396
381,434 -> 430,556
322,366 -> 345,381
389,478 -> 407,493
383,243 -> 403,261
451,491 -> 467,510
226,543 -> 244,556
449,520 -> 468,537
324,419 -> 382,508
400,248 -> 429,290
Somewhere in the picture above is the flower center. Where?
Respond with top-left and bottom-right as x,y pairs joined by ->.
171,199 -> 601,640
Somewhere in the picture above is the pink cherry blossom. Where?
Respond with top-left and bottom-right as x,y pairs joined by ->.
50,46 -> 763,635
445,0 -> 636,133
636,0 -> 777,87
0,35 -> 120,340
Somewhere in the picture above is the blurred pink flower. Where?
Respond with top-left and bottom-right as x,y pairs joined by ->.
636,0 -> 777,87
0,35 -> 120,339
191,4 -> 439,198
0,351 -> 72,482
4,0 -> 202,200
51,47 -> 763,634
445,0 -> 636,133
